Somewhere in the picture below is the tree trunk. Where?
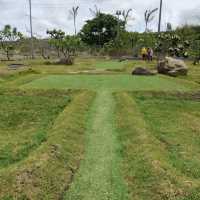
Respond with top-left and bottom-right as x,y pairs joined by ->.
6,50 -> 10,61
41,48 -> 48,59
57,48 -> 60,58
74,17 -> 77,36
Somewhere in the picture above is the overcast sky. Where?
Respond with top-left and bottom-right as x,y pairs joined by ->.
0,0 -> 200,37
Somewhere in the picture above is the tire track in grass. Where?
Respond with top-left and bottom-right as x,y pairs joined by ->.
64,90 -> 127,200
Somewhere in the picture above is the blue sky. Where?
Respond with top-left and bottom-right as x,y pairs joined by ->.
0,0 -> 199,37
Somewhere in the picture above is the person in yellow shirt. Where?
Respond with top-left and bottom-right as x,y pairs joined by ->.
141,47 -> 147,60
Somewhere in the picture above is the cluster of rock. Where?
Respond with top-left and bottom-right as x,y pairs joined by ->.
132,57 -> 188,77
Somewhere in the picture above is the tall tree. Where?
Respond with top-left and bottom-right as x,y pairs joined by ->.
116,10 -> 122,39
122,9 -> 133,29
47,29 -> 81,65
69,6 -> 79,35
0,25 -> 23,60
89,5 -> 101,17
144,8 -> 158,32
80,13 -> 123,47
46,29 -> 65,57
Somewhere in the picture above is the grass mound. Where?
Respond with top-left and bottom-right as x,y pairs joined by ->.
0,89 -> 95,199
0,89 -> 70,168
115,91 -> 200,200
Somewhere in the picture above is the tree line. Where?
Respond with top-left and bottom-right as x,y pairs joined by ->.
0,5 -> 199,64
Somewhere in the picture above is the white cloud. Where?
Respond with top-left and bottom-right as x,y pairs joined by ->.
0,0 -> 199,37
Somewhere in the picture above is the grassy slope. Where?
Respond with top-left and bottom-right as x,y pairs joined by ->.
115,92 -> 200,200
64,90 -> 127,200
0,90 -> 95,200
22,74 -> 199,91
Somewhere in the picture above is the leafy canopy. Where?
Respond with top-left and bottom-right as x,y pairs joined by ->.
155,33 -> 190,58
0,25 -> 23,60
80,13 -> 124,47
47,29 -> 81,59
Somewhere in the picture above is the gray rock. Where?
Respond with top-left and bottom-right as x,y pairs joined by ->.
157,57 -> 188,77
132,67 -> 156,76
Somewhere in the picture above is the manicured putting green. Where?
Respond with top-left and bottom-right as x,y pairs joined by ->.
23,74 -> 197,91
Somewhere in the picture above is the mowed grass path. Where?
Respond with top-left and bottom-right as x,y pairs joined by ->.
22,74 -> 198,91
64,90 -> 127,200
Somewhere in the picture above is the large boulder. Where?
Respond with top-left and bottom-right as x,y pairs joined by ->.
132,67 -> 156,76
157,57 -> 188,77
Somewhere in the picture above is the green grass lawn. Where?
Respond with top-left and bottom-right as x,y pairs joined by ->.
115,91 -> 200,200
0,89 -> 95,200
0,58 -> 157,75
22,74 -> 199,91
0,58 -> 131,75
94,60 -> 131,69
1,58 -> 200,200
0,90 -> 70,168
181,62 -> 200,84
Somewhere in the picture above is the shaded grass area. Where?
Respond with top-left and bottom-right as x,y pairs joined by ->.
114,92 -> 200,200
0,90 -> 95,200
22,74 -> 199,91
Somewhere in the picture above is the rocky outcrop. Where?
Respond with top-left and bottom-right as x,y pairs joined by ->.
157,57 -> 188,77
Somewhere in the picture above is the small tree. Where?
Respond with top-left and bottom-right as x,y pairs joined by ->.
0,25 -> 23,60
47,29 -> 81,65
144,8 -> 158,32
46,29 -> 65,58
155,33 -> 190,59
59,35 -> 81,64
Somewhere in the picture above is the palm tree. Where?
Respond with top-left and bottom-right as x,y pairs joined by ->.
89,5 -> 101,17
69,6 -> 79,35
116,10 -> 122,38
122,9 -> 133,29
144,8 -> 158,32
